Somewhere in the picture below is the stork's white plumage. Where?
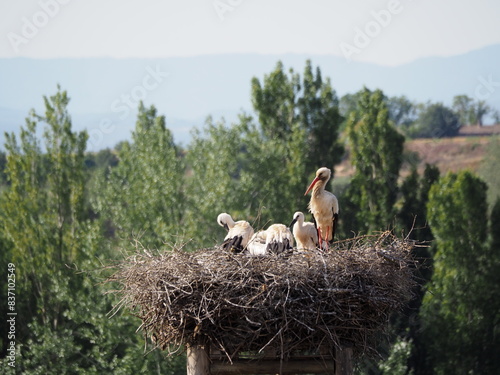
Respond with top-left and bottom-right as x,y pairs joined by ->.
246,230 -> 268,256
265,224 -> 294,254
304,167 -> 339,249
217,213 -> 254,253
246,224 -> 294,256
290,211 -> 318,250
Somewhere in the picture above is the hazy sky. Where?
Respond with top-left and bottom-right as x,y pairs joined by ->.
1,0 -> 500,66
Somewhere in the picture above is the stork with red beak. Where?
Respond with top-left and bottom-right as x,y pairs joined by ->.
217,213 -> 254,253
289,211 -> 318,251
304,167 -> 339,249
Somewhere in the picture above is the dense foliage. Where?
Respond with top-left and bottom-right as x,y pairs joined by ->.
0,61 -> 499,374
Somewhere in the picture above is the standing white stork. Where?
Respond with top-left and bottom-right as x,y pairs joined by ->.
217,213 -> 254,253
246,224 -> 294,256
304,167 -> 339,249
290,211 -> 318,250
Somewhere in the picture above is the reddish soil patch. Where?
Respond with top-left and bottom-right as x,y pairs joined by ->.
335,134 -> 497,178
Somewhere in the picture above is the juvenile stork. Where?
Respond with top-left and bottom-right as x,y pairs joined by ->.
265,224 -> 294,254
246,224 -> 294,256
246,230 -> 267,256
290,211 -> 318,250
304,167 -> 339,249
217,213 -> 254,253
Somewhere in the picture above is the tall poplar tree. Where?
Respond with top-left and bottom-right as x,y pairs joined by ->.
421,171 -> 500,374
2,88 -> 89,327
184,116 -> 248,247
345,88 -> 405,233
0,88 -> 104,372
251,60 -> 344,174
93,103 -> 185,249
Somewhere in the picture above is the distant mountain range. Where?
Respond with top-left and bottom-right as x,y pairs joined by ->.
1,44 -> 500,150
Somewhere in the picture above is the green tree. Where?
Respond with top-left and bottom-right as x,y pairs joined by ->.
252,60 -> 344,173
251,61 -> 298,141
387,95 -> 416,128
339,92 -> 360,120
184,59 -> 344,242
394,164 -> 439,375
84,148 -> 119,171
473,100 -> 491,126
479,137 -> 500,208
2,88 -> 89,327
296,61 -> 345,172
397,163 -> 440,243
184,116 -> 249,247
342,93 -> 417,134
409,102 -> 460,138
238,116 -> 308,227
452,94 -> 474,126
378,337 -> 414,375
491,198 -> 500,253
0,89 -> 185,373
0,88 -> 101,372
93,103 -> 185,249
345,88 -> 405,233
185,113 -> 308,247
421,171 -> 500,374
453,94 -> 491,127
0,150 -> 7,186
184,60 -> 345,249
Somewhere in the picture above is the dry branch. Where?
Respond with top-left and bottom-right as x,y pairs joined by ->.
108,231 -> 416,361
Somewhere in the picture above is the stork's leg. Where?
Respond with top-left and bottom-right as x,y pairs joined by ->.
317,227 -> 322,249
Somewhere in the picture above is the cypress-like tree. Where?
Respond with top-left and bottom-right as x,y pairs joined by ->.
251,60 -> 344,174
421,171 -> 500,374
345,88 -> 405,233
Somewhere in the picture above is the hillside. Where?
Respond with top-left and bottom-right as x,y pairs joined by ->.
336,126 -> 500,179
404,136 -> 491,174
1,44 -> 500,149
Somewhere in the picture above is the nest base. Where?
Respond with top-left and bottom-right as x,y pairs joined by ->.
109,231 -> 416,365
188,343 -> 352,375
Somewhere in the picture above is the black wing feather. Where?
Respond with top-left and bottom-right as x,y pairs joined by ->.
221,236 -> 244,253
266,239 -> 292,254
330,212 -> 339,243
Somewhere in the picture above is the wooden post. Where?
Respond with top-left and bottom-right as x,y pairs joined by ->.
335,347 -> 353,375
187,343 -> 210,375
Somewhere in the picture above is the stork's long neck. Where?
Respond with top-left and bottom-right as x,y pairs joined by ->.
312,181 -> 326,198
227,217 -> 236,229
297,217 -> 305,228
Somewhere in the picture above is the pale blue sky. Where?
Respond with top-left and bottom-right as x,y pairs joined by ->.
1,0 -> 500,66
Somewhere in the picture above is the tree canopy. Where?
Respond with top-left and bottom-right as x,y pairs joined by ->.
421,171 -> 500,374
345,88 -> 405,233
1,62 -> 499,375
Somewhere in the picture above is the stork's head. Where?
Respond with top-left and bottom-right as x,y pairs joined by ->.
217,213 -> 234,231
289,211 -> 304,228
304,167 -> 332,195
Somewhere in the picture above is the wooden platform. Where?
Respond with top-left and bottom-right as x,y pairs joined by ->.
187,344 -> 353,375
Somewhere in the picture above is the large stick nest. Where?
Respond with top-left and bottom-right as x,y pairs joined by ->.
109,232 -> 417,360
